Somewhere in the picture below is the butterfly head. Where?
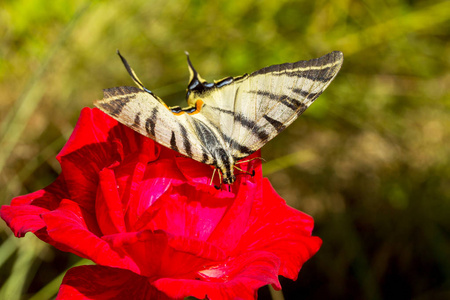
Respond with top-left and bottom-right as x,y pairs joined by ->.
217,163 -> 236,185
222,174 -> 236,185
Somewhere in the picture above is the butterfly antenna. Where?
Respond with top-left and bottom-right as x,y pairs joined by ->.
185,52 -> 207,92
185,51 -> 196,82
117,50 -> 154,95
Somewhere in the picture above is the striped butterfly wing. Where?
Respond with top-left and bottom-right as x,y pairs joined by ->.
95,86 -> 216,164
195,51 -> 344,160
235,51 -> 344,158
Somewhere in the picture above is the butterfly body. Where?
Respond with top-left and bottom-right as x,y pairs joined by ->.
95,51 -> 343,184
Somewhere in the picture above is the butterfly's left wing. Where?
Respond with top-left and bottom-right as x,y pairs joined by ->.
94,86 -> 216,165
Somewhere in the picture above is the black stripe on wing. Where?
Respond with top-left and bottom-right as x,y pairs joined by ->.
208,106 -> 270,141
179,124 -> 193,158
170,131 -> 179,152
250,51 -> 343,82
247,91 -> 309,113
145,107 -> 158,137
228,135 -> 254,157
253,65 -> 336,82
99,87 -> 138,117
132,112 -> 141,128
290,88 -> 323,101
263,115 -> 286,133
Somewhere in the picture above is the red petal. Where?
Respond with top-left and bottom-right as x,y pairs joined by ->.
103,230 -> 225,278
0,205 -> 48,237
57,108 -> 121,211
124,159 -> 184,229
0,175 -> 68,237
95,168 -> 126,235
133,183 -> 233,240
57,265 -> 172,300
15,175 -> 68,208
57,108 -> 117,158
153,251 -> 281,300
114,151 -> 151,213
234,178 -> 322,280
175,156 -> 215,185
207,181 -> 256,254
42,199 -> 139,273
58,108 -> 156,161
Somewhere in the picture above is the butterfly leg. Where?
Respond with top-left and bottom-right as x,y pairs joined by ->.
213,169 -> 223,190
210,168 -> 217,186
234,166 -> 256,178
235,157 -> 266,165
234,165 -> 252,174
233,157 -> 263,179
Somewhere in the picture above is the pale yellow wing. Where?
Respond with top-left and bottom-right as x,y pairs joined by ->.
191,51 -> 344,159
94,86 -> 216,165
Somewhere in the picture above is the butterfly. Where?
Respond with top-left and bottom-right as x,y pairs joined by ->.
94,50 -> 343,184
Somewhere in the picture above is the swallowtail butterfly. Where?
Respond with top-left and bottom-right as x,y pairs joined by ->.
95,51 -> 343,184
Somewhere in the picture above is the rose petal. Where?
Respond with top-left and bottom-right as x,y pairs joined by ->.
175,156 -> 215,185
125,159 -> 185,229
0,175 -> 68,237
42,199 -> 139,273
57,108 -> 117,158
114,141 -> 156,213
96,168 -> 126,235
58,143 -> 120,213
57,265 -> 171,300
134,183 -> 233,240
234,178 -> 322,280
207,180 -> 256,254
103,230 -> 225,278
153,250 -> 281,300
0,205 -> 48,237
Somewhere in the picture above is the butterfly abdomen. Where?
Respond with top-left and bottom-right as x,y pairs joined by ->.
212,147 -> 236,184
188,116 -> 236,183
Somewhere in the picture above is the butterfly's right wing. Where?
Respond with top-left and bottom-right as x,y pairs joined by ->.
94,86 -> 215,164
236,51 -> 343,158
193,51 -> 343,160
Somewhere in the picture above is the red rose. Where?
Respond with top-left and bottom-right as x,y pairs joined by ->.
1,108 -> 322,299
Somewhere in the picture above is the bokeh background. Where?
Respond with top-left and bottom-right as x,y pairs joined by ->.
1,0 -> 449,299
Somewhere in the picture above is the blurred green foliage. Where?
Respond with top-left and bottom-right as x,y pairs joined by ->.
1,0 -> 449,299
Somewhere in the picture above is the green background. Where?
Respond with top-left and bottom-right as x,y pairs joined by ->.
1,0 -> 449,299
